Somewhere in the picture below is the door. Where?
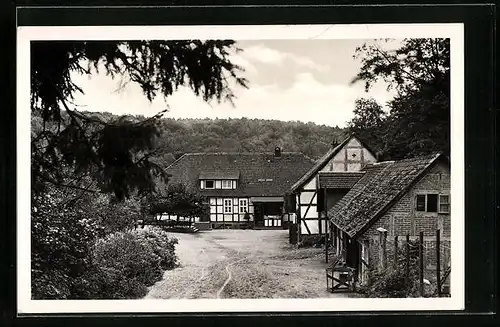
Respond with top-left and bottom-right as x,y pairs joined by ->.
254,203 -> 264,227
346,239 -> 361,278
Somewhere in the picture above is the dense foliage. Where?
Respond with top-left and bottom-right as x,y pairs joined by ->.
145,183 -> 209,220
31,39 -> 245,299
358,240 -> 425,298
32,184 -> 178,299
31,186 -> 105,299
347,98 -> 387,158
85,228 -> 178,299
85,112 -> 346,168
154,117 -> 345,166
349,38 -> 450,160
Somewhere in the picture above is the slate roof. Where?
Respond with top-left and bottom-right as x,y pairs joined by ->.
318,172 -> 365,189
327,153 -> 448,238
166,152 -> 315,197
289,133 -> 376,193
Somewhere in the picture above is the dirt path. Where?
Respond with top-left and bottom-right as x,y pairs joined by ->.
145,229 -> 354,299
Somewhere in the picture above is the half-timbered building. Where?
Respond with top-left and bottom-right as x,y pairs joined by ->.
165,147 -> 315,229
287,134 -> 377,244
326,153 -> 451,285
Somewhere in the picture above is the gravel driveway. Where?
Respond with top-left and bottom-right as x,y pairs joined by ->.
145,229 -> 354,299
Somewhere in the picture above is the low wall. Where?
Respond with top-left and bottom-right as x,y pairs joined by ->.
194,222 -> 211,230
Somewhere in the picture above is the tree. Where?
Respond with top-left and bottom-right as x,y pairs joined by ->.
351,38 -> 450,159
31,40 -> 248,200
145,183 -> 209,221
30,40 -> 247,299
348,98 -> 387,157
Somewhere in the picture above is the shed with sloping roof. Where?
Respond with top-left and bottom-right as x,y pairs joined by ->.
326,153 -> 451,284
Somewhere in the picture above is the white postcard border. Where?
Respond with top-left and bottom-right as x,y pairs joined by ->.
17,23 -> 465,314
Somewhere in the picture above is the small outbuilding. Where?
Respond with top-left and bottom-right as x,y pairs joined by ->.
327,153 -> 451,284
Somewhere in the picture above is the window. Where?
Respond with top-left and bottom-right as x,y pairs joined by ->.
427,194 -> 438,212
439,195 -> 450,213
224,199 -> 232,213
415,193 -> 442,213
205,180 -> 214,189
222,180 -> 232,189
239,199 -> 248,213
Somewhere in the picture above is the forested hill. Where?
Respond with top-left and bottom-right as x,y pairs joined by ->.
32,110 -> 346,168
153,117 -> 346,167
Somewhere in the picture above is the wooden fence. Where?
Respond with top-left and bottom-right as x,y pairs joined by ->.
376,229 -> 451,297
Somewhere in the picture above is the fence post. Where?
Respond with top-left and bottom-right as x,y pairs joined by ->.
419,231 -> 424,297
405,234 -> 410,285
394,236 -> 399,268
383,231 -> 388,269
436,229 -> 441,297
325,223 -> 329,264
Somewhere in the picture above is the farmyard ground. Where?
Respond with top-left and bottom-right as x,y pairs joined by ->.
145,229 -> 357,299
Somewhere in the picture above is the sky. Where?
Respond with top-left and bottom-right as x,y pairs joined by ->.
70,39 -> 401,128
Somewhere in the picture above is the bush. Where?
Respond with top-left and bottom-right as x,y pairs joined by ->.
358,240 -> 422,298
31,188 -> 105,299
84,227 -> 178,299
32,185 -> 179,299
94,195 -> 143,234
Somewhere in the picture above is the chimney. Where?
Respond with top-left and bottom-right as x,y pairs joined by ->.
331,138 -> 339,148
274,146 -> 282,158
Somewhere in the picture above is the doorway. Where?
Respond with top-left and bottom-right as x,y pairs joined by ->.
346,239 -> 361,280
254,203 -> 264,227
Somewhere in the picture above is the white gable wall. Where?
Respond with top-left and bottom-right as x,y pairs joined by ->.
303,178 -> 317,190
320,136 -> 376,173
296,136 -> 378,238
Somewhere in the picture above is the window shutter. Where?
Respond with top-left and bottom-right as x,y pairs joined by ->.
415,194 -> 426,211
317,189 -> 325,212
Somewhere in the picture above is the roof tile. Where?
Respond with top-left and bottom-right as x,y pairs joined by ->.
166,152 -> 315,197
318,172 -> 365,189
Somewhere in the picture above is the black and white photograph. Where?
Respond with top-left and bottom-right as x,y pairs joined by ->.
17,23 -> 465,313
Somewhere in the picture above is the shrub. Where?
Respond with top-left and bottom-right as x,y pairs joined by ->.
358,240 -> 422,298
31,188 -> 105,299
85,227 -> 178,299
32,185 -> 179,299
94,195 -> 143,234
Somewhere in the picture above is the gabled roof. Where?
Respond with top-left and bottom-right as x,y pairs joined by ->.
289,133 -> 375,193
327,153 -> 449,238
318,171 -> 365,189
166,152 -> 315,197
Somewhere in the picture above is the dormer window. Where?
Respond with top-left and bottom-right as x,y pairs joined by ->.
200,171 -> 239,190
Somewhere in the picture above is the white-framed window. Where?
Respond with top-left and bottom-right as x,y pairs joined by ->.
239,199 -> 248,213
224,199 -> 233,213
416,193 -> 449,213
205,180 -> 215,189
438,194 -> 450,213
222,180 -> 232,189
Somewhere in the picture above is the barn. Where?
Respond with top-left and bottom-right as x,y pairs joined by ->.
164,147 -> 315,229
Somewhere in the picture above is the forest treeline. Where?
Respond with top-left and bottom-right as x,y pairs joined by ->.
67,111 -> 347,167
